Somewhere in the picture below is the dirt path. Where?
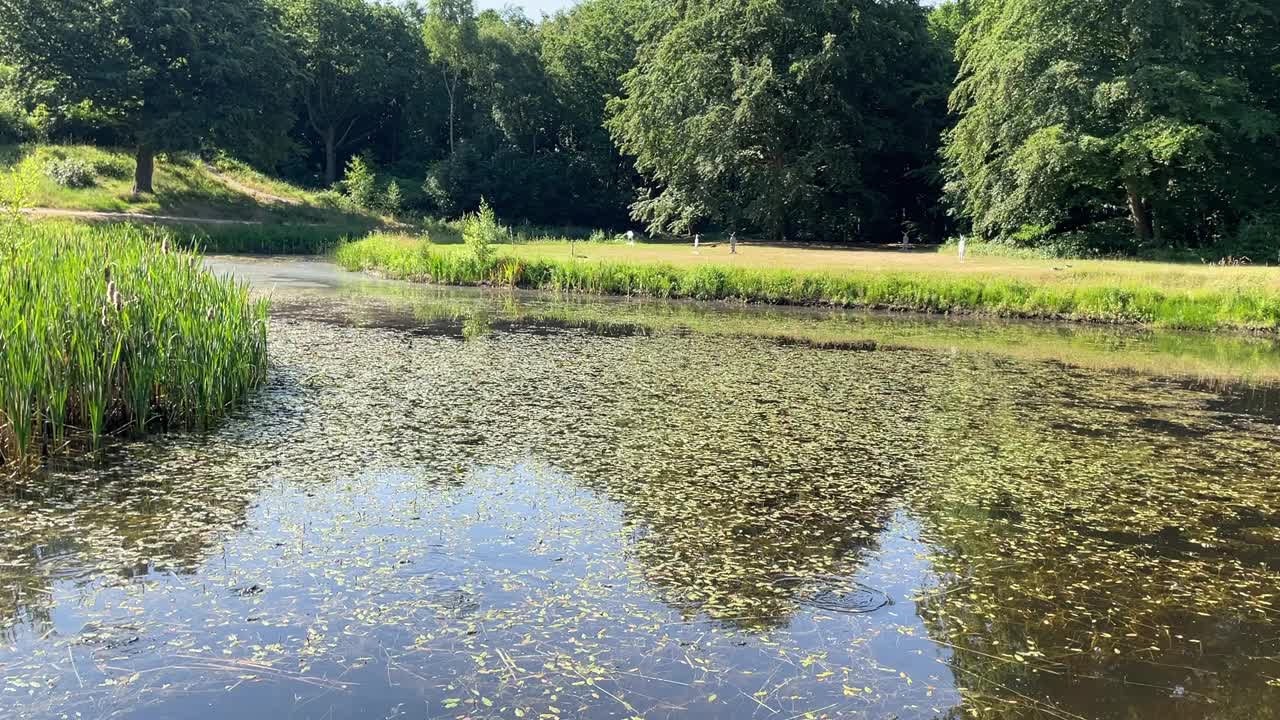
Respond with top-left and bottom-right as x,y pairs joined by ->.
205,164 -> 302,206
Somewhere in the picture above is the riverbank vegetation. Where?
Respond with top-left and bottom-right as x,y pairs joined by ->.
0,0 -> 1274,259
0,221 -> 268,469
335,233 -> 1280,333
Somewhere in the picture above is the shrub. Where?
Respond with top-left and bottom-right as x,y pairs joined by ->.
1229,214 -> 1280,264
461,198 -> 508,267
45,157 -> 96,188
383,180 -> 403,216
341,154 -> 377,210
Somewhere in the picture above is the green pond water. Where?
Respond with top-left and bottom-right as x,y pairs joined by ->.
3,257 -> 1280,720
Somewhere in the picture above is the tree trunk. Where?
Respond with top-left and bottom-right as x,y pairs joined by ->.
448,92 -> 456,156
133,145 -> 155,195
323,127 -> 338,187
1125,181 -> 1154,243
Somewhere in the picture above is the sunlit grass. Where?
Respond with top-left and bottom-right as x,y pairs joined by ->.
335,233 -> 1280,332
0,221 -> 269,468
0,144 -> 381,225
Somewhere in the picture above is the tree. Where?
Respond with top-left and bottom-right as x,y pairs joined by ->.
541,0 -> 648,225
424,0 -> 479,156
944,0 -> 1280,249
0,0 -> 291,194
608,0 -> 948,241
274,0 -> 423,186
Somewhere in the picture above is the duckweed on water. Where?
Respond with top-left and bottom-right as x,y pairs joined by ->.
0,222 -> 267,468
3,271 -> 1279,720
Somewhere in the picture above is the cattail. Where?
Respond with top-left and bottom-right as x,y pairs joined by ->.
161,238 -> 170,255
106,280 -> 122,311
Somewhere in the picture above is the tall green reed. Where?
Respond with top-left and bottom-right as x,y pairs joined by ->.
0,221 -> 268,468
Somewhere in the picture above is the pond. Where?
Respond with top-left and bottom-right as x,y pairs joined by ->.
3,257 -> 1279,720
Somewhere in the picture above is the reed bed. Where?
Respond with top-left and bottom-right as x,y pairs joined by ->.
336,233 -> 1280,332
0,221 -> 268,467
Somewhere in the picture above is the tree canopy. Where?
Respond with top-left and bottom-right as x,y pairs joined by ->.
0,0 -> 1276,255
608,0 -> 952,241
944,0 -> 1280,252
0,0 -> 292,193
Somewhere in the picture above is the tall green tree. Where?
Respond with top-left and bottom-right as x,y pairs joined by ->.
608,0 -> 949,241
944,0 -> 1280,249
541,0 -> 648,224
0,0 -> 291,194
274,0 -> 423,186
424,0 -> 479,156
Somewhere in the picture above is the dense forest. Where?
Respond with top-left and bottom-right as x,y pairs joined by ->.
0,0 -> 1277,255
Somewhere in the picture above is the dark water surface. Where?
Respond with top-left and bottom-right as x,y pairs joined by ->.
3,257 -> 1279,719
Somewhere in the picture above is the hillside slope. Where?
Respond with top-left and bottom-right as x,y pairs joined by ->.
1,144 -> 381,227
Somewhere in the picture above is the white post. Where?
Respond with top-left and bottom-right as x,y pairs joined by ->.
694,233 -> 700,253
958,235 -> 967,263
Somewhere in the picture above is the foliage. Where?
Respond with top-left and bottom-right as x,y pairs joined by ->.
272,0 -> 426,185
608,0 -> 953,241
0,0 -> 294,192
341,154 -> 377,209
944,0 -> 1280,252
0,222 -> 267,467
337,233 -> 1280,332
424,0 -> 479,156
383,180 -> 404,216
44,157 -> 95,188
2,0 -> 1276,253
461,198 -> 508,266
0,154 -> 36,230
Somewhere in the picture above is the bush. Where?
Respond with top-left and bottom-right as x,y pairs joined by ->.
0,101 -> 29,143
1230,214 -> 1280,264
341,154 -> 377,210
45,157 -> 96,188
383,180 -> 403,216
461,198 -> 508,266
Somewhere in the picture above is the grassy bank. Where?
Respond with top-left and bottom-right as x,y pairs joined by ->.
1,144 -> 383,226
0,222 -> 268,469
335,234 -> 1280,333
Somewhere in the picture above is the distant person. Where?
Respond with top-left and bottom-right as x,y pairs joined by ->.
730,232 -> 737,254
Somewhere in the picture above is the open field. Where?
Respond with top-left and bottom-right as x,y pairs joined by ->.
336,233 -> 1280,332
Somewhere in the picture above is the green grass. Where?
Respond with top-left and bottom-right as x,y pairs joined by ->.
1,143 -> 383,225
181,222 -> 371,255
335,233 -> 1280,333
0,220 -> 269,469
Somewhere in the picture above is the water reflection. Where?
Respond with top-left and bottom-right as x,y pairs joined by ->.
1,258 -> 1278,719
